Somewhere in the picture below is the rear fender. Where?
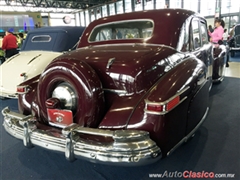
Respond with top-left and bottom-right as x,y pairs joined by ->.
126,57 -> 208,155
18,75 -> 40,115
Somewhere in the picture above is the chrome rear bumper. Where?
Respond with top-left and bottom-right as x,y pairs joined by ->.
230,47 -> 240,50
0,90 -> 18,99
2,107 -> 161,166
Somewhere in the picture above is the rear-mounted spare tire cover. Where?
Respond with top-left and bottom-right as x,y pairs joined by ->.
37,58 -> 104,127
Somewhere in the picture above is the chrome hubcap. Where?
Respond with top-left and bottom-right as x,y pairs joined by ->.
52,83 -> 77,111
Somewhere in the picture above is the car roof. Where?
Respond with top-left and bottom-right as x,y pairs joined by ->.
80,9 -> 201,48
27,26 -> 85,34
22,26 -> 85,52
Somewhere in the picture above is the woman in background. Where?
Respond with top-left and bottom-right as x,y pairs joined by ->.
208,18 -> 224,44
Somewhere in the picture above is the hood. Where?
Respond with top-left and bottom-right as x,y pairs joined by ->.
60,44 -> 178,94
0,51 -> 62,95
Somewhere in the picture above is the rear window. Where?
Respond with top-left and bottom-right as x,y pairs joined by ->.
31,35 -> 51,42
89,20 -> 154,42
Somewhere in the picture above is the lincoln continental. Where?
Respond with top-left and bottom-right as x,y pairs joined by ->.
2,9 -> 226,166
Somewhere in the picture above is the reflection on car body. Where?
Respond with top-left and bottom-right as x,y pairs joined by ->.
229,24 -> 240,57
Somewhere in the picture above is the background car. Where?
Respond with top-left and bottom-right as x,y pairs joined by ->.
0,26 -> 85,98
2,9 -> 226,166
228,24 -> 240,57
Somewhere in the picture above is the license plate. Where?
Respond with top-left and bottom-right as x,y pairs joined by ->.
47,109 -> 73,127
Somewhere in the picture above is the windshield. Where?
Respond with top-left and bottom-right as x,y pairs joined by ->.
89,20 -> 154,42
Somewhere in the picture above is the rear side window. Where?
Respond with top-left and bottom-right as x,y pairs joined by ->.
89,20 -> 154,42
31,35 -> 51,42
199,22 -> 208,45
192,20 -> 201,49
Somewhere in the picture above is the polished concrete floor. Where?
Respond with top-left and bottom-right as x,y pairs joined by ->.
225,62 -> 240,78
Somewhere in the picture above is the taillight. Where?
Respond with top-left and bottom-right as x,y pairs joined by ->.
17,85 -> 29,94
146,104 -> 163,112
166,96 -> 180,111
145,96 -> 180,114
20,73 -> 26,77
145,86 -> 189,115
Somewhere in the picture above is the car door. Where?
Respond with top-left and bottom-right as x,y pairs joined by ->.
190,18 -> 213,82
184,18 -> 213,135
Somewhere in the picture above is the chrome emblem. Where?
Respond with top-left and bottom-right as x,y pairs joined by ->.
56,116 -> 63,123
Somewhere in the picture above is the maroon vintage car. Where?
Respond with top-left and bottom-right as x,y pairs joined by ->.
2,9 -> 226,166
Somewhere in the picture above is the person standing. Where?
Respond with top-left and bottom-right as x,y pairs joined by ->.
222,29 -> 228,45
18,32 -> 25,49
2,30 -> 18,59
208,19 -> 224,44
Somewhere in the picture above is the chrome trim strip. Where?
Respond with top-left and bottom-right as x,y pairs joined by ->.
106,57 -> 115,69
31,35 -> 51,43
145,97 -> 188,115
103,88 -> 128,94
212,76 -> 224,83
2,107 -> 161,166
144,86 -> 190,115
230,47 -> 240,50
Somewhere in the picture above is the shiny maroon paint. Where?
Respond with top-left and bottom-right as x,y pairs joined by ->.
18,9 -> 225,157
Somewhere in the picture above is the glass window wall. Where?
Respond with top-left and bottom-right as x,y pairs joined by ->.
80,11 -> 85,26
85,10 -> 90,26
183,0 -> 198,13
76,0 -> 240,29
116,0 -> 124,14
125,0 -> 132,13
109,3 -> 115,16
135,1 -> 143,11
144,0 -> 154,10
221,0 -> 240,14
169,0 -> 182,8
156,0 -> 166,9
90,10 -> 95,22
75,13 -> 80,26
200,0 -> 216,16
96,8 -> 102,19
102,5 -> 108,17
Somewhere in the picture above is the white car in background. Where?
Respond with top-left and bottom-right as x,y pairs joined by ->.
0,26 -> 85,98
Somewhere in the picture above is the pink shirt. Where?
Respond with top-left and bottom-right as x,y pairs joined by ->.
209,26 -> 224,43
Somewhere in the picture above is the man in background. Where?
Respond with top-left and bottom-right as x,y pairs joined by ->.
2,30 -> 18,59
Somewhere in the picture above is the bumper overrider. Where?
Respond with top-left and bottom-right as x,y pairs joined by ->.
2,107 -> 161,166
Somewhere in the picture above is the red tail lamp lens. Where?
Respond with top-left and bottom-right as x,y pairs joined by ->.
146,95 -> 180,114
166,96 -> 180,111
147,104 -> 163,112
17,86 -> 28,94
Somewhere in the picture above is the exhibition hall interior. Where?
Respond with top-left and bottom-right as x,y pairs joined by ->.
0,0 -> 239,179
